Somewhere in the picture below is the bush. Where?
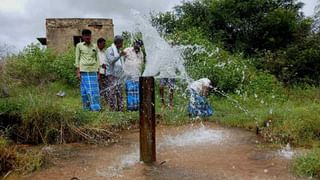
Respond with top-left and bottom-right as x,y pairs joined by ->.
50,48 -> 78,86
170,28 -> 267,93
292,148 -> 320,178
3,44 -> 78,87
0,136 -> 44,176
4,44 -> 56,85
260,33 -> 320,86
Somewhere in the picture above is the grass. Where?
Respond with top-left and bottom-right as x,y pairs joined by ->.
292,146 -> 320,178
1,78 -> 320,177
0,136 -> 44,177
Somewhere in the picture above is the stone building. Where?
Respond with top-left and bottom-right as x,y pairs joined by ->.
38,18 -> 114,53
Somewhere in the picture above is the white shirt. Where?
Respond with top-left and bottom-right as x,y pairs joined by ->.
123,47 -> 144,80
98,48 -> 107,74
189,78 -> 212,94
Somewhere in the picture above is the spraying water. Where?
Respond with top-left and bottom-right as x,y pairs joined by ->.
130,10 -> 191,84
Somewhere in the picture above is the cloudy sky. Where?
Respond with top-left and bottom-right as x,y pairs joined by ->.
0,0 -> 317,51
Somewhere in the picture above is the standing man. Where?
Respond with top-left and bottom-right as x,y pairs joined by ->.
106,35 -> 126,111
159,77 -> 175,109
159,42 -> 178,109
123,40 -> 144,111
97,38 -> 107,100
75,29 -> 101,111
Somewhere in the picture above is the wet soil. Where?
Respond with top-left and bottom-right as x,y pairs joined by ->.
9,122 -> 302,180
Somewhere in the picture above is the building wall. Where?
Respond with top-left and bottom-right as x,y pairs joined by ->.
46,18 -> 114,53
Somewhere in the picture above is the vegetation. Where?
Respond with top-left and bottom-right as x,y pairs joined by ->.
292,147 -> 320,178
151,0 -> 320,86
151,0 -> 320,177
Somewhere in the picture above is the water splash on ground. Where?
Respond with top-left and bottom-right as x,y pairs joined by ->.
160,125 -> 224,147
278,143 -> 294,159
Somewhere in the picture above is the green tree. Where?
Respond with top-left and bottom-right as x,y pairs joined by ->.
152,0 -> 311,54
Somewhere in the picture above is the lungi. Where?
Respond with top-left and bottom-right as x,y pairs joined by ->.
188,89 -> 213,117
80,72 -> 101,111
125,80 -> 140,111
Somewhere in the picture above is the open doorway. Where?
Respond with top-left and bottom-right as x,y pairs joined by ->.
73,36 -> 82,46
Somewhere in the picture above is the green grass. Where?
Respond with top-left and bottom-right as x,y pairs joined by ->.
0,136 -> 44,177
292,146 -> 320,178
1,80 -> 320,177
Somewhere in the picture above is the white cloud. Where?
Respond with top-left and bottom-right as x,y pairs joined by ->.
0,0 -> 27,14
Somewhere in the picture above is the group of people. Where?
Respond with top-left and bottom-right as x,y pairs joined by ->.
75,29 -> 213,117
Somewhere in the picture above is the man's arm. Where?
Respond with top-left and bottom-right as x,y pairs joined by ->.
75,44 -> 81,80
106,48 -> 121,65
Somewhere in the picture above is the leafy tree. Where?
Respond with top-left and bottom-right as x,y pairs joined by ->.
152,0 -> 311,54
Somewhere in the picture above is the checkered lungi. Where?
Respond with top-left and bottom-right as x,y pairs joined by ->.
188,89 -> 213,117
125,80 -> 140,111
105,75 -> 123,111
80,72 -> 101,111
159,78 -> 176,90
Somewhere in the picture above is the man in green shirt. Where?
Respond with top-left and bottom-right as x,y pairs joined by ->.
75,29 -> 101,111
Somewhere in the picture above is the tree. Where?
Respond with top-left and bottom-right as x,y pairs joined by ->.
152,0 -> 311,55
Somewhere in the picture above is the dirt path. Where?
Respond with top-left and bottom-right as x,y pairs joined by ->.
10,122 -> 301,180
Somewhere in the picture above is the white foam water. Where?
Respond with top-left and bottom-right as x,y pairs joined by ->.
278,143 -> 294,159
161,126 -> 224,147
96,147 -> 140,178
130,10 -> 191,84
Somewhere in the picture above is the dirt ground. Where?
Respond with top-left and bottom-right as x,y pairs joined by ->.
9,122 -> 302,180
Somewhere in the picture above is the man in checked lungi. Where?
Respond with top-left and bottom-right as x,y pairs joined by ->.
188,78 -> 214,117
75,29 -> 101,111
106,35 -> 127,111
123,40 -> 144,111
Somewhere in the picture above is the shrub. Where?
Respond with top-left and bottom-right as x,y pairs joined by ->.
292,148 -> 320,178
0,136 -> 44,176
259,33 -> 320,86
3,44 -> 78,87
4,44 -> 56,85
50,48 -> 78,87
171,28 -> 261,93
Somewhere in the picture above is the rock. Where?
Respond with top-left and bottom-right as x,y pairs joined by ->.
0,86 -> 9,98
56,91 -> 66,97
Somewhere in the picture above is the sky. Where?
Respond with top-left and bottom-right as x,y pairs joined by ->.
0,0 -> 318,52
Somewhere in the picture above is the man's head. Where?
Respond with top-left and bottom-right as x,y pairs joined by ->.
114,35 -> 124,49
97,38 -> 106,50
133,40 -> 143,53
82,29 -> 92,44
201,78 -> 213,97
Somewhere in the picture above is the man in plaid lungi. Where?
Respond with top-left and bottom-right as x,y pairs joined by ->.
188,78 -> 214,117
123,40 -> 144,111
75,29 -> 101,111
125,80 -> 140,111
80,72 -> 101,111
106,35 -> 126,111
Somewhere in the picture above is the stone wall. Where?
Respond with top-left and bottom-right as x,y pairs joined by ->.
46,18 -> 114,53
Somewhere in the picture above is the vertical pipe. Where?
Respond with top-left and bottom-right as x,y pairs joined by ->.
139,76 -> 156,163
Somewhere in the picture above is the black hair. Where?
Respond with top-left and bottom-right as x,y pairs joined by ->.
82,29 -> 92,36
97,38 -> 106,44
114,35 -> 124,43
135,39 -> 144,47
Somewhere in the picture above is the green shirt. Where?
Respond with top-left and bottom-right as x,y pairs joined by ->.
75,42 -> 99,72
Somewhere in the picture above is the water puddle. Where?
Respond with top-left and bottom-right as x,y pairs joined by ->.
18,122 -> 301,180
